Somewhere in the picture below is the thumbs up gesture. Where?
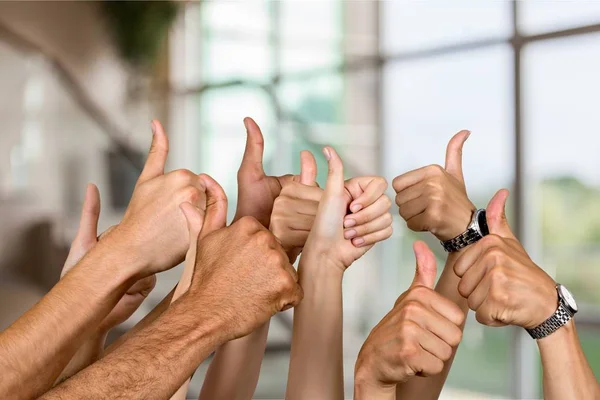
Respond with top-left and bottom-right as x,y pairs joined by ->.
392,130 -> 476,241
270,150 -> 392,264
453,190 -> 557,329
109,120 -> 212,276
301,147 -> 393,271
354,242 -> 464,397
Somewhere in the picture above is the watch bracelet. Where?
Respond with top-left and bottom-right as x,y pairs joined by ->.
525,302 -> 574,339
441,228 -> 481,252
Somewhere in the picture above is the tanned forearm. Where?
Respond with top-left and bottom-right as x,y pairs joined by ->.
538,320 -> 600,400
104,286 -> 176,355
395,251 -> 468,400
55,331 -> 107,385
286,256 -> 344,400
199,211 -> 270,400
42,293 -> 228,400
0,239 -> 138,400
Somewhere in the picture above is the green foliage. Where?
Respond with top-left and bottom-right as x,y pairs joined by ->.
101,1 -> 180,68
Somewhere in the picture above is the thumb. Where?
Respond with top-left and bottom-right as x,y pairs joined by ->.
198,174 -> 228,239
411,241 -> 437,289
299,150 -> 318,186
75,183 -> 101,245
239,117 -> 265,178
323,146 -> 345,197
486,189 -> 516,239
138,120 -> 169,184
179,202 -> 204,248
444,130 -> 470,184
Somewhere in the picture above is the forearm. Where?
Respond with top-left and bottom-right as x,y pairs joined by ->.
395,252 -> 467,400
200,323 -> 270,400
538,320 -> 600,400
105,286 -> 176,355
286,255 -> 344,400
55,331 -> 107,385
0,243 -> 136,399
42,294 -> 228,400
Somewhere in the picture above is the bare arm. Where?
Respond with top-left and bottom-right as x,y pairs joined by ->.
41,294 -> 227,400
538,320 -> 600,399
0,238 -> 138,400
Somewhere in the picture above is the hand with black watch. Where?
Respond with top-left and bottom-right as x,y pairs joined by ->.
454,189 -> 600,400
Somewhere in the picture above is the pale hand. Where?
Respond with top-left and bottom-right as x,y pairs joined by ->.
302,147 -> 393,272
61,184 -> 156,334
354,241 -> 464,394
453,189 -> 557,329
270,150 -> 392,262
392,130 -> 475,241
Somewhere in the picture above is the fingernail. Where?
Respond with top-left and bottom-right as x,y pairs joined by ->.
350,204 -> 362,213
344,229 -> 357,239
465,130 -> 471,140
323,147 -> 331,160
344,218 -> 356,228
243,118 -> 249,131
353,237 -> 365,246
151,121 -> 156,135
281,303 -> 293,311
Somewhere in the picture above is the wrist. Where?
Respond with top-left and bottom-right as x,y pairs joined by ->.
299,249 -> 346,280
100,227 -> 151,280
438,204 -> 476,241
537,318 -> 576,348
354,365 -> 396,400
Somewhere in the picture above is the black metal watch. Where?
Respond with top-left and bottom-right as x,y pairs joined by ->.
441,208 -> 489,252
526,284 -> 578,340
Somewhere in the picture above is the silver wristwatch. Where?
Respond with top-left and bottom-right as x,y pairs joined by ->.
526,284 -> 578,340
441,208 -> 489,252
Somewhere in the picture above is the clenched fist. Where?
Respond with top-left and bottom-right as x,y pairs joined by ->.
354,242 -> 464,399
187,216 -> 304,340
454,190 -> 557,329
392,130 -> 475,241
107,120 -> 210,277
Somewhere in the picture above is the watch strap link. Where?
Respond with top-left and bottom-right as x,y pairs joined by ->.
441,228 -> 481,252
526,302 -> 574,340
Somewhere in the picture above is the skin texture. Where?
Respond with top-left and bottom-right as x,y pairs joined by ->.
454,190 -> 600,400
354,242 -> 465,399
390,130 -> 475,400
285,147 -> 393,400
169,176 -> 228,400
56,184 -> 156,384
199,117 -> 294,400
0,120 -> 203,400
42,215 -> 304,400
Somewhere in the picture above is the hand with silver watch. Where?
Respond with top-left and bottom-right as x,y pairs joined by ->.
454,189 -> 599,399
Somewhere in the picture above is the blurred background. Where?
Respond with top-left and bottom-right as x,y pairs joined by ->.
1,1 -> 600,399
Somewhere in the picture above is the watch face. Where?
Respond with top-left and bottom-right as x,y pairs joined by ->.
477,210 -> 490,236
558,284 -> 578,312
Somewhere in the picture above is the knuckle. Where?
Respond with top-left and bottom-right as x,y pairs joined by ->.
447,327 -> 463,347
439,343 -> 453,361
171,169 -> 194,185
238,215 -> 260,232
408,285 -> 431,299
430,359 -> 445,375
427,164 -> 445,176
392,176 -> 402,192
484,247 -> 505,264
399,300 -> 423,321
480,234 -> 502,247
179,186 -> 200,202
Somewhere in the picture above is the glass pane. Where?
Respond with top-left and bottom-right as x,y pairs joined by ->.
523,33 -> 600,310
202,0 -> 270,34
381,0 -> 512,54
519,1 -> 600,35
382,45 -> 514,397
279,0 -> 342,74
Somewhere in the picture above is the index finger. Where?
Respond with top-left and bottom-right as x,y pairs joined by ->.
345,176 -> 388,213
392,165 -> 439,193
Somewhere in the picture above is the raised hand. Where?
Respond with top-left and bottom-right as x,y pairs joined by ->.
392,130 -> 475,241
61,184 -> 156,333
270,150 -> 392,264
108,120 -> 209,276
354,242 -> 465,399
187,216 -> 304,340
453,190 -> 557,328
170,175 -> 228,400
234,117 -> 293,227
302,147 -> 393,271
